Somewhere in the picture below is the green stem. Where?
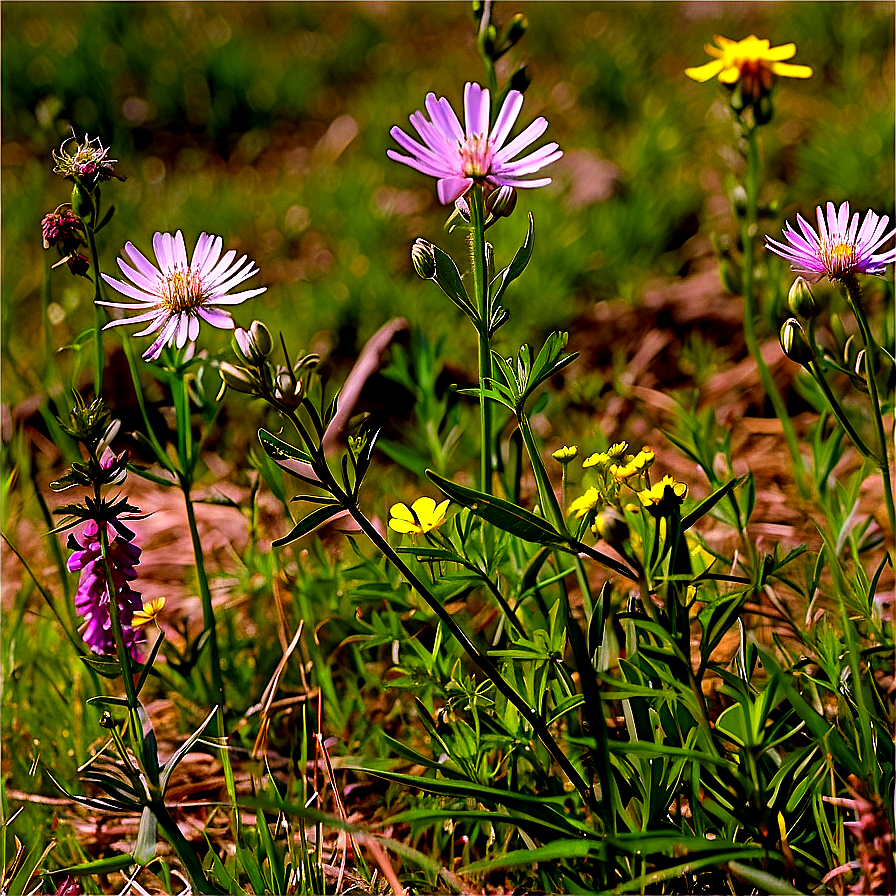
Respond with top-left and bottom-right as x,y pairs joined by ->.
741,127 -> 807,496
470,186 -> 494,494
85,218 -> 105,398
152,801 -> 217,894
182,484 -> 225,711
842,275 -> 895,542
806,359 -> 876,461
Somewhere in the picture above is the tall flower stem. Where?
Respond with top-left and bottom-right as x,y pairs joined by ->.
741,126 -> 807,496
181,483 -> 225,712
470,186 -> 494,494
84,216 -> 106,399
842,274 -> 895,541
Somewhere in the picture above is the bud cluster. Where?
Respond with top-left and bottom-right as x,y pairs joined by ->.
42,204 -> 90,278
220,321 -> 320,412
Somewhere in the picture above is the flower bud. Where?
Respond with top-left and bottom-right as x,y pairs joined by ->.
249,320 -> 273,357
234,321 -> 273,361
754,94 -> 774,125
509,64 -> 531,94
42,207 -> 83,253
780,318 -> 813,366
504,13 -> 528,46
454,196 -> 471,222
411,239 -> 437,279
855,349 -> 866,378
730,185 -> 748,217
593,507 -> 629,548
64,253 -> 91,278
552,445 -> 578,463
485,184 -> 517,219
71,185 -> 91,223
219,362 -> 257,394
788,277 -> 820,318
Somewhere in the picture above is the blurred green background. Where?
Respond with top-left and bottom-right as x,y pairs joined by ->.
2,1 -> 893,399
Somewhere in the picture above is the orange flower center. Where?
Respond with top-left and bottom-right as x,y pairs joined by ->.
160,267 -> 206,313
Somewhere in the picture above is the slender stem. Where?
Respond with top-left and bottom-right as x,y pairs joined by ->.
84,213 -> 105,399
842,275 -> 895,541
152,801 -> 217,894
741,127 -> 808,496
182,483 -> 225,711
470,186 -> 494,494
42,251 -> 58,383
806,359 -> 877,461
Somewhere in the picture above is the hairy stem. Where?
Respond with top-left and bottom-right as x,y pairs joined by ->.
470,186 -> 494,494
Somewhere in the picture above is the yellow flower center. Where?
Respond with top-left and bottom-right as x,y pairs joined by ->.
459,135 -> 493,179
160,267 -> 206,314
820,241 -> 857,277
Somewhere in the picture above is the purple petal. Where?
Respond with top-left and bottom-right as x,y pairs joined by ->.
490,90 -> 524,150
464,83 -> 489,137
197,307 -> 235,328
493,117 -> 549,164
101,274 -> 160,304
437,176 -> 473,204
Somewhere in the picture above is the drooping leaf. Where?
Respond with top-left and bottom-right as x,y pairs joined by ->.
271,505 -> 345,547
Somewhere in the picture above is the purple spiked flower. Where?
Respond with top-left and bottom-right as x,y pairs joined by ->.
765,201 -> 896,282
67,519 -> 144,659
388,82 -> 562,205
100,231 -> 267,361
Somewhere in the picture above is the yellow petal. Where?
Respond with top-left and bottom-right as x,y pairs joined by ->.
389,502 -> 414,522
685,59 -> 726,82
771,62 -> 813,79
717,66 -> 741,84
433,499 -> 450,521
765,42 -> 797,61
712,34 -> 736,48
389,518 -> 421,534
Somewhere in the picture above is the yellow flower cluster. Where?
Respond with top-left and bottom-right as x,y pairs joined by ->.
389,497 -> 450,535
609,448 -> 655,482
568,486 -> 601,519
583,441 -> 628,469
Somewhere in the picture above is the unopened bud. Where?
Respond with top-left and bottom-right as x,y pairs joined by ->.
235,321 -> 273,361
509,64 -> 531,95
593,507 -> 629,548
788,276 -> 820,318
411,239 -> 436,279
504,13 -> 528,45
780,318 -> 813,365
731,185 -> 748,217
754,94 -> 774,126
485,185 -> 517,219
454,196 -> 471,222
249,320 -> 273,357
99,711 -> 115,729
219,362 -> 257,394
855,349 -> 866,378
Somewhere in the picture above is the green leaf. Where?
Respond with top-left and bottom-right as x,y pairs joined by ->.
727,860 -> 806,895
52,854 -> 136,877
78,654 -> 145,680
159,706 -> 218,792
431,245 -> 477,319
427,470 -> 568,548
272,505 -> 344,547
491,213 -> 535,308
133,807 -> 157,865
680,475 -> 747,531
258,428 -> 315,465
459,839 -> 604,874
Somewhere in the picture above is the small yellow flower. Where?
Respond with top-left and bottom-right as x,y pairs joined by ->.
686,35 -> 812,101
568,487 -> 601,519
389,497 -> 450,535
583,451 -> 610,469
132,597 -> 167,628
637,475 -> 688,511
607,441 -> 628,459
552,445 -> 578,462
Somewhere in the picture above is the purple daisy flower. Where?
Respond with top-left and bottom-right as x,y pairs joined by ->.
765,201 -> 896,282
100,231 -> 266,361
388,82 -> 562,205
67,519 -> 144,659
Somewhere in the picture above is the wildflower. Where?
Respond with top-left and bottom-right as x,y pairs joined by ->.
67,519 -> 144,658
568,486 -> 601,519
388,82 -> 562,204
132,597 -> 166,629
787,276 -> 821,318
607,442 -> 628,459
52,131 -> 121,188
780,318 -> 813,365
582,452 -> 610,469
389,497 -> 450,535
765,201 -> 896,283
100,231 -> 266,361
637,476 -> 688,513
685,35 -> 812,103
552,445 -> 578,462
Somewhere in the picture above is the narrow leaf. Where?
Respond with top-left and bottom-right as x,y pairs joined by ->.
271,505 -> 344,547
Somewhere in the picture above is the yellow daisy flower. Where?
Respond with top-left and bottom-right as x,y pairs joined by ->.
686,35 -> 812,102
389,497 -> 450,535
132,597 -> 167,628
582,451 -> 610,469
568,487 -> 601,519
552,445 -> 578,462
637,476 -> 688,511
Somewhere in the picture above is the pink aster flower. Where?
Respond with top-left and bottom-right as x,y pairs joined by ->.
388,82 -> 562,204
765,201 -> 896,282
100,231 -> 266,361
